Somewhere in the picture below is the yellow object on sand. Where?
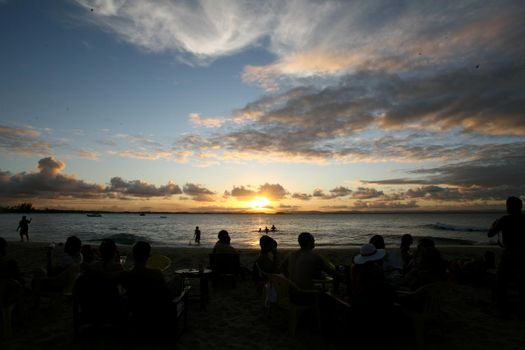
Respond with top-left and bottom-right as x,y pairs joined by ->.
146,255 -> 172,271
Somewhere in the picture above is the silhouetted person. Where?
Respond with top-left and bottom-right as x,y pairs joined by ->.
80,244 -> 96,264
281,232 -> 334,290
122,241 -> 173,343
270,224 -> 276,232
48,235 -> 83,276
212,230 -> 237,254
488,196 -> 525,318
16,216 -> 32,242
369,234 -> 402,280
351,243 -> 392,308
194,226 -> 201,245
33,236 -> 83,308
256,235 -> 279,273
403,238 -> 446,289
351,243 -> 396,347
93,239 -> 123,273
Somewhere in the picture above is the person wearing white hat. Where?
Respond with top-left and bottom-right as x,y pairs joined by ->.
351,244 -> 394,307
353,243 -> 386,265
351,244 -> 397,348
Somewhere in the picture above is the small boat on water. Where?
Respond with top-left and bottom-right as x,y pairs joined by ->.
86,213 -> 102,217
139,213 -> 146,216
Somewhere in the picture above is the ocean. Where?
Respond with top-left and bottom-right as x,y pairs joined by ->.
0,212 -> 503,249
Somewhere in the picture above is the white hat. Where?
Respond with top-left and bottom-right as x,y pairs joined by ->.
353,244 -> 386,265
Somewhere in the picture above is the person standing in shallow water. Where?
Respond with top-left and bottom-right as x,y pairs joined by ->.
16,215 -> 32,242
488,196 -> 525,319
194,226 -> 201,246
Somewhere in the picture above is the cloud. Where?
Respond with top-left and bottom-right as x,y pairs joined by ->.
111,149 -> 172,160
353,200 -> 419,210
363,144 -> 525,202
292,192 -> 311,201
109,133 -> 172,160
179,64 -> 525,164
189,113 -> 226,128
0,157 -> 104,199
279,203 -> 299,209
312,188 -> 327,198
75,149 -> 99,160
0,125 -> 55,155
75,1 -> 523,78
242,1 -> 525,90
0,157 -> 186,201
313,186 -> 352,199
258,183 -> 287,200
183,183 -> 215,202
230,186 -> 257,199
108,177 -> 182,198
329,186 -> 352,198
320,205 -> 351,210
352,187 -> 384,199
154,0 -> 525,168
228,183 -> 287,201
74,0 -> 276,62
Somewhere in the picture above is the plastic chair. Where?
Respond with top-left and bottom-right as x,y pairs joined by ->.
146,255 -> 171,272
33,264 -> 81,309
0,279 -> 21,338
265,273 -> 320,336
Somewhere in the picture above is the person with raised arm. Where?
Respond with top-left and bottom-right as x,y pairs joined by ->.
16,215 -> 32,242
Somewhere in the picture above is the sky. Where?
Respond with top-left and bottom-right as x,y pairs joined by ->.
0,0 -> 524,212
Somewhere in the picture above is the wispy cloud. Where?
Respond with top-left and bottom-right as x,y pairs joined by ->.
189,113 -> 226,128
0,125 -> 55,155
74,0 -> 277,63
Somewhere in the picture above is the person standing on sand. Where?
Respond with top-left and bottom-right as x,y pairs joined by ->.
488,196 -> 525,319
16,215 -> 32,242
194,226 -> 201,246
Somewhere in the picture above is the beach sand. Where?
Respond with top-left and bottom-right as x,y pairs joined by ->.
1,242 -> 524,350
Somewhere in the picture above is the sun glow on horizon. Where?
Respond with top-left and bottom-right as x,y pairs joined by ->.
248,197 -> 271,211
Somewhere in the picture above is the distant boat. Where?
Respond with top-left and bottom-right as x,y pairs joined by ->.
139,213 -> 146,216
87,213 -> 102,217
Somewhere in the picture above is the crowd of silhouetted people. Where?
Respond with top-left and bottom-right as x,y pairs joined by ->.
1,196 -> 524,347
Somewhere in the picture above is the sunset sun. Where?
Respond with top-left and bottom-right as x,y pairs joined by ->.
249,197 -> 270,210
